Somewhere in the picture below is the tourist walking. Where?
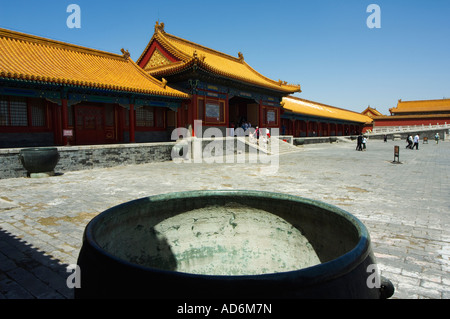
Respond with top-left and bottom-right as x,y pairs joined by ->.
406,135 -> 413,149
251,126 -> 260,145
435,133 -> 440,144
412,134 -> 420,150
362,136 -> 367,151
356,134 -> 363,151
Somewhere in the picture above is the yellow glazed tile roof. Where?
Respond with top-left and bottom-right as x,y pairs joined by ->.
390,99 -> 450,114
282,96 -> 373,124
138,22 -> 301,94
0,28 -> 189,99
362,106 -> 383,117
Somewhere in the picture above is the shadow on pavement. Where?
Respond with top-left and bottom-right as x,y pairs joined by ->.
0,227 -> 73,299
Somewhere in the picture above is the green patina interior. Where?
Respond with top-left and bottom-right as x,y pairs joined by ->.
93,191 -> 362,276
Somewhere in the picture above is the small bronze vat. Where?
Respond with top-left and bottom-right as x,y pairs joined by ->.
19,147 -> 59,176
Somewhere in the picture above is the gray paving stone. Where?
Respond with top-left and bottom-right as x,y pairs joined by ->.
0,277 -> 34,299
0,252 -> 17,272
5,268 -> 51,298
31,265 -> 72,297
0,139 -> 448,299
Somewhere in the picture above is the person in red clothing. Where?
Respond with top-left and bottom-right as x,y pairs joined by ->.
253,126 -> 260,144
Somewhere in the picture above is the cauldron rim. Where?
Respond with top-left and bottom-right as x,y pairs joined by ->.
83,190 -> 371,285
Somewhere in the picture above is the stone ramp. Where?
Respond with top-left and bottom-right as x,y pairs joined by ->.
237,136 -> 302,155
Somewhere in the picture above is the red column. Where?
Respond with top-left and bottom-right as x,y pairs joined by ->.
191,95 -> 197,137
176,103 -> 182,130
53,103 -> 62,146
129,104 -> 135,143
171,103 -> 183,140
225,93 -> 229,130
177,104 -> 181,128
258,100 -> 263,128
61,99 -> 69,146
277,107 -> 281,131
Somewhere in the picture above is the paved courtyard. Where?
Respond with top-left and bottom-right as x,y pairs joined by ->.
0,138 -> 449,299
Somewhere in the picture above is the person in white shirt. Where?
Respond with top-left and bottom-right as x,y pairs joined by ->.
412,134 -> 420,150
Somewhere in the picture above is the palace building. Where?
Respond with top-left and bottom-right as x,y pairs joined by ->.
0,28 -> 189,148
371,98 -> 450,128
136,22 -> 301,137
281,96 -> 373,137
361,106 -> 383,119
1,22 -> 378,149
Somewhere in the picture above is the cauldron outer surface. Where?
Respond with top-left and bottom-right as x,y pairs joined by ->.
75,191 -> 394,299
19,148 -> 59,174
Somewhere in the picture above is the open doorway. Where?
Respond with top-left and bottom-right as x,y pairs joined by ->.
229,96 -> 259,130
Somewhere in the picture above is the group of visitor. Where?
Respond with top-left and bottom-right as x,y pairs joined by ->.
229,120 -> 271,145
230,119 -> 252,132
406,134 -> 420,150
240,121 -> 252,131
356,134 -> 367,151
229,120 -> 253,137
250,126 -> 271,145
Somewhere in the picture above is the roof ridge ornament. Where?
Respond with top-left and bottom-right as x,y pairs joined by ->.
155,21 -> 165,33
120,48 -> 130,59
161,78 -> 168,89
238,52 -> 244,62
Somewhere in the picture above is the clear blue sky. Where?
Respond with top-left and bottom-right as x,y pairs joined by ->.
1,0 -> 449,115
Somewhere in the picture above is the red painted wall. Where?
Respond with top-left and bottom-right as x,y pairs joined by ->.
374,117 -> 450,127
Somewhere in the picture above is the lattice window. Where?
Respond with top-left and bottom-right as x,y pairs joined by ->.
0,97 -> 9,126
136,107 -> 154,127
9,97 -> 28,127
0,96 -> 51,128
